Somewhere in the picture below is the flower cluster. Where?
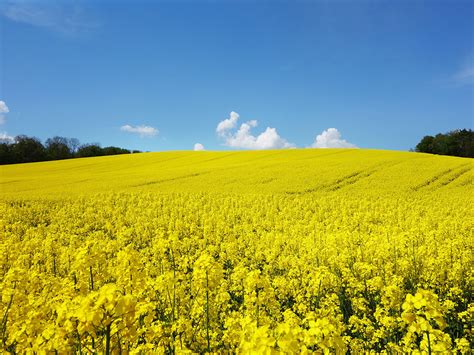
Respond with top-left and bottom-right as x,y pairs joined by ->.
0,150 -> 472,352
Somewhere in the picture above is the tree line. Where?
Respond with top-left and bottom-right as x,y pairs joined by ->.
415,129 -> 473,158
0,135 -> 140,165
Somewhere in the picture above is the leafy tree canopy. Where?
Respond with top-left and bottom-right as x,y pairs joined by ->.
0,136 -> 138,165
415,129 -> 473,158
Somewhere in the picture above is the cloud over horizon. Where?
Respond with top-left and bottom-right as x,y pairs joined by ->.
0,101 -> 14,143
216,111 -> 293,150
0,132 -> 15,143
310,128 -> 357,148
0,100 -> 9,125
120,124 -> 158,138
194,143 -> 205,151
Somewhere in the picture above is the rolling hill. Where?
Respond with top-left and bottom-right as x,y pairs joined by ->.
1,149 -> 472,198
1,149 -> 473,353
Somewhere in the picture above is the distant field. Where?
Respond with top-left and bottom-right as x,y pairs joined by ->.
1,148 -> 472,197
1,149 -> 473,353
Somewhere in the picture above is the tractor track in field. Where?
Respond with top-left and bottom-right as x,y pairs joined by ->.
411,164 -> 471,191
288,169 -> 370,194
0,179 -> 21,185
324,160 -> 405,192
131,172 -> 209,187
285,160 -> 404,195
411,168 -> 455,191
457,177 -> 473,187
438,166 -> 472,187
326,170 -> 375,191
184,152 -> 238,165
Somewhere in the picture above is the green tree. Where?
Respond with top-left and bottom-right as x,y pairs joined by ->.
0,143 -> 13,164
45,136 -> 72,160
415,129 -> 474,158
415,136 -> 434,154
102,146 -> 131,155
12,135 -> 46,163
76,144 -> 104,157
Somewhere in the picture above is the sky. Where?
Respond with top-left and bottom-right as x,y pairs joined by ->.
0,0 -> 473,152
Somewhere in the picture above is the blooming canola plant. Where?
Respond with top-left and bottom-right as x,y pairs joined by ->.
0,149 -> 473,353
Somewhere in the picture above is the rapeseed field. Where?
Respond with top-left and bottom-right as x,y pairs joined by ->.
0,149 -> 473,353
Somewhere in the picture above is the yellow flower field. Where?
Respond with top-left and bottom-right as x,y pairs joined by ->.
0,149 -> 473,353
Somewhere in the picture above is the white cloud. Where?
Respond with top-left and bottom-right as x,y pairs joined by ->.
452,64 -> 474,86
0,100 -> 9,125
0,131 -> 15,144
0,1 -> 99,35
0,101 -> 9,114
310,128 -> 356,148
194,143 -> 205,151
216,111 -> 294,150
216,111 -> 240,136
120,124 -> 158,138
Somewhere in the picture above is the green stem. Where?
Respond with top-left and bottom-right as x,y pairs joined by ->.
89,266 -> 94,291
105,323 -> 111,355
206,270 -> 210,353
426,331 -> 432,355
1,282 -> 16,346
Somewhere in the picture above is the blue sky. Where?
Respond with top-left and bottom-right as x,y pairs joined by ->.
0,0 -> 473,152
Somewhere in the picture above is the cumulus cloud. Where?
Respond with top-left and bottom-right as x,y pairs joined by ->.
120,124 -> 158,138
194,143 -> 205,151
0,132 -> 15,143
216,111 -> 293,150
0,100 -> 9,125
310,128 -> 356,148
216,111 -> 240,136
0,101 -> 8,114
